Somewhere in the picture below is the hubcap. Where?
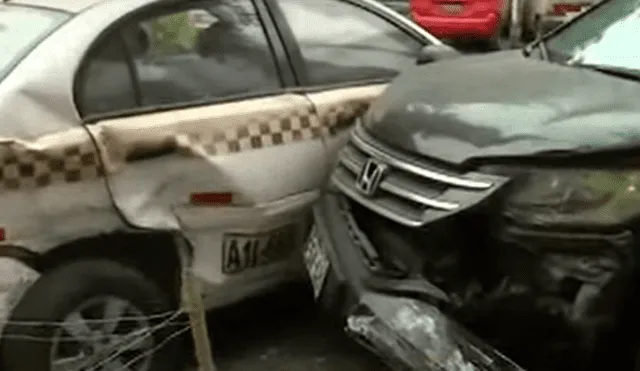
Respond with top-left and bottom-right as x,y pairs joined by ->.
50,296 -> 154,371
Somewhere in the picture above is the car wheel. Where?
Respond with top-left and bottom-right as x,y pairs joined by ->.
1,259 -> 183,371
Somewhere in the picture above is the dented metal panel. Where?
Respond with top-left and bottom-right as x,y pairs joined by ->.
0,0 -> 159,252
0,0 -> 394,317
84,85 -> 388,305
347,294 -> 525,371
85,93 -> 327,303
0,127 -> 124,252
88,94 -> 321,228
306,84 -> 389,173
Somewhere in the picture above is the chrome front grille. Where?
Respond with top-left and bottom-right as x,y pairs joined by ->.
332,124 -> 508,227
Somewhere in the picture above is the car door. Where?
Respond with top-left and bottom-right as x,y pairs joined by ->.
75,0 -> 327,307
267,0 -> 438,166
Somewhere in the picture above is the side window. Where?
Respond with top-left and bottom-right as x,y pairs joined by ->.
77,0 -> 282,116
276,0 -> 424,85
78,36 -> 138,117
122,1 -> 282,107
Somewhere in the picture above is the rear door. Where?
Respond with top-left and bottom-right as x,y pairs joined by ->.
266,0 -> 435,168
75,0 -> 327,305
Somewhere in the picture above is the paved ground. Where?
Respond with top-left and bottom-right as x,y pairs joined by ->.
204,285 -> 390,371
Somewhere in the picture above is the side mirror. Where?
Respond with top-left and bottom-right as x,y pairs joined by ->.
416,43 -> 461,65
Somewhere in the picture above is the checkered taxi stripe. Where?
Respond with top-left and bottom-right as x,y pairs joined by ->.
0,102 -> 370,191
0,142 -> 103,190
179,102 -> 370,155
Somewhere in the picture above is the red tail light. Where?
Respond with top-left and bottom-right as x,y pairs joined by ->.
190,192 -> 233,206
551,3 -> 587,15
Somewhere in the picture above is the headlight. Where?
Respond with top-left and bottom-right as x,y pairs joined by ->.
480,166 -> 640,227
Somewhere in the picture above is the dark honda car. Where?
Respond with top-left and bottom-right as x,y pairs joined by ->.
303,0 -> 640,370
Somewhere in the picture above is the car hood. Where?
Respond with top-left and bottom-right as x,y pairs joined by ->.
363,51 -> 640,164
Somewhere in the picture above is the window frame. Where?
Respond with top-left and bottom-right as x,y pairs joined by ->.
75,32 -> 140,117
264,0 -> 432,91
73,0 -> 294,123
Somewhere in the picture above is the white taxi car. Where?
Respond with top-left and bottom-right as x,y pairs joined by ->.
0,0 -> 440,370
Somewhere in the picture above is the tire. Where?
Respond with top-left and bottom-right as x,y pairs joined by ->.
1,259 -> 183,371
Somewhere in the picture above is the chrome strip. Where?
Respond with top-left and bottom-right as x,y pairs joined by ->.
332,174 -> 424,228
339,150 -> 459,210
351,126 -> 493,190
338,148 -> 363,173
379,181 -> 459,210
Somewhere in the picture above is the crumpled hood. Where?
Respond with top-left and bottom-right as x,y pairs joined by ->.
364,50 -> 640,164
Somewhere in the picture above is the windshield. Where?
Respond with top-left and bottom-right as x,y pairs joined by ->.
545,0 -> 640,69
0,5 -> 70,79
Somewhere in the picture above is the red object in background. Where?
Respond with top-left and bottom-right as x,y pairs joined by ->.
550,3 -> 589,15
190,192 -> 233,206
410,0 -> 502,40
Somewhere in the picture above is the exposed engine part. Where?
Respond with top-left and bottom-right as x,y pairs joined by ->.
352,203 -> 634,371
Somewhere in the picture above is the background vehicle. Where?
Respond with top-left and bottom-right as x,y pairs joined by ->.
410,0 -> 505,47
307,0 -> 640,370
0,0 -> 441,370
409,0 -> 596,49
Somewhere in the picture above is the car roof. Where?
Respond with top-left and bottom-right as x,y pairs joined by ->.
6,0 -> 110,13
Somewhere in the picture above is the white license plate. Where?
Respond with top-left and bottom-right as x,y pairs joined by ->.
303,225 -> 330,299
222,226 -> 293,275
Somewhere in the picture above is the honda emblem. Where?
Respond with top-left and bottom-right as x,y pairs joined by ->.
355,159 -> 387,196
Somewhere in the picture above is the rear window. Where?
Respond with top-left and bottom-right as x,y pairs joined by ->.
0,5 -> 70,79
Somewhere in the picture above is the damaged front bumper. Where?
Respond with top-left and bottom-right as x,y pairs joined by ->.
305,189 -> 525,371
346,294 -> 525,371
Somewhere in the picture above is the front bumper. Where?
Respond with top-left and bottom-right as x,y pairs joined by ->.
309,189 -> 525,371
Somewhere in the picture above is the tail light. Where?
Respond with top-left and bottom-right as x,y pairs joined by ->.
551,3 -> 589,16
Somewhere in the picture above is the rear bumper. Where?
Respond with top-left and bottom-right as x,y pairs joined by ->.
412,12 -> 501,39
310,189 -> 525,370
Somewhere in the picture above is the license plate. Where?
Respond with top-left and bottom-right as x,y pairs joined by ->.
441,3 -> 463,13
222,226 -> 294,275
303,225 -> 330,299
